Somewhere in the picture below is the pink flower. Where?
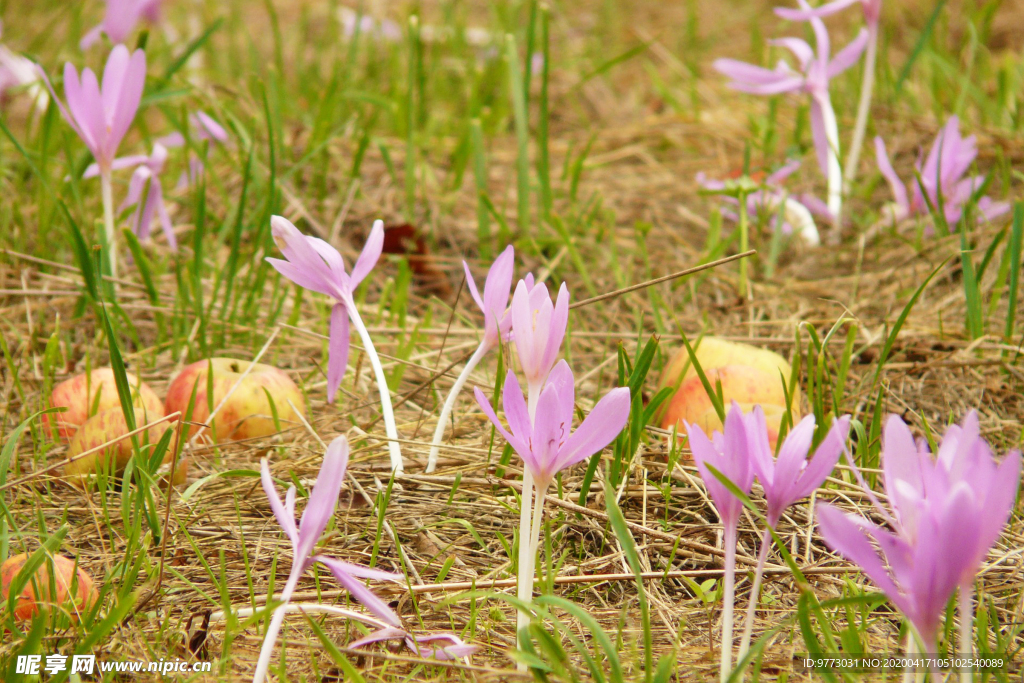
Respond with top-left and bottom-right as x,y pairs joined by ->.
685,402 -> 757,530
745,408 -> 850,527
713,4 -> 867,217
475,361 -> 630,488
817,412 -> 1020,649
38,44 -> 146,172
510,278 -> 570,396
463,245 -> 515,350
81,0 -> 167,50
875,116 -> 1010,228
266,217 -> 383,404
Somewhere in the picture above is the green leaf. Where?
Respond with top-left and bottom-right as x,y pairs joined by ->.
302,612 -> 367,683
604,481 -> 652,683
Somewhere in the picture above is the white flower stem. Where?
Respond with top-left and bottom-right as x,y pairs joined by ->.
901,631 -> 918,683
101,169 -> 118,281
720,523 -> 738,683
514,382 -> 544,672
515,466 -> 534,672
819,94 -> 844,240
843,24 -> 878,194
959,582 -> 974,683
737,527 -> 772,662
425,341 -> 489,473
347,302 -> 403,472
253,565 -> 302,683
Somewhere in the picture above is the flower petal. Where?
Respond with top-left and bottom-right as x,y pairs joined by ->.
463,260 -> 486,312
350,219 -> 384,287
874,136 -> 910,212
326,304 -> 350,404
827,29 -> 869,79
295,437 -> 349,560
261,458 -> 298,548
501,370 -> 532,446
474,385 -> 525,456
816,504 -> 906,609
555,387 -> 630,474
317,557 -> 402,627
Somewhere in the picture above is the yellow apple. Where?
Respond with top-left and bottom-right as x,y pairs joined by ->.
44,368 -> 164,442
687,403 -> 789,452
0,553 -> 98,622
63,405 -> 187,486
164,358 -> 305,444
658,337 -> 801,452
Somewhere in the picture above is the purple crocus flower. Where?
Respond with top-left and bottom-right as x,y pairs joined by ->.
776,1 -> 882,201
714,6 -> 868,222
737,409 -> 850,660
875,116 -> 1010,228
266,217 -> 403,472
686,402 -> 757,683
253,437 -> 404,683
818,412 -> 1020,660
81,0 -> 166,50
465,245 -> 516,350
748,410 -> 851,528
38,44 -> 146,278
476,361 -> 630,669
84,142 -> 176,249
38,44 -> 146,173
425,245 -> 516,473
697,161 -> 822,245
475,362 -> 630,492
510,278 -> 570,409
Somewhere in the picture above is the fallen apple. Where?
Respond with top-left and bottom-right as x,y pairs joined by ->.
164,358 -> 305,444
63,405 -> 187,486
44,368 -> 164,442
658,337 -> 801,451
0,553 -> 98,622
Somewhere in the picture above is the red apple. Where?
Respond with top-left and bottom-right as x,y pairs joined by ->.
44,368 -> 164,442
63,406 -> 187,486
164,358 -> 306,444
0,553 -> 98,622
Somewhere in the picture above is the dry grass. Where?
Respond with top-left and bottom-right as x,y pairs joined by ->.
1,0 -> 1023,681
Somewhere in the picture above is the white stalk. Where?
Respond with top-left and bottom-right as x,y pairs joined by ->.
843,25 -> 878,193
720,523 -> 738,683
902,631 -> 916,683
425,341 -> 489,473
515,467 -> 534,672
100,169 -> 118,280
347,302 -> 403,472
737,527 -> 772,662
514,381 -> 544,671
253,565 -> 303,683
819,93 -> 844,231
959,582 -> 974,683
